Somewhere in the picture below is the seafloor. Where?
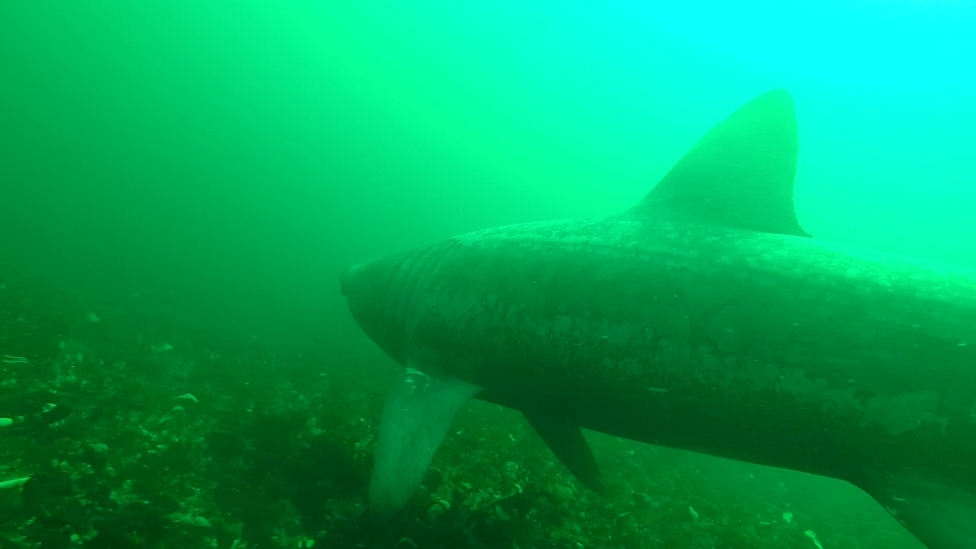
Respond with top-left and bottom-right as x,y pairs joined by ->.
0,274 -> 923,548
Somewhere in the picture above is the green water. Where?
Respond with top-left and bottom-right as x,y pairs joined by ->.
1,1 -> 973,548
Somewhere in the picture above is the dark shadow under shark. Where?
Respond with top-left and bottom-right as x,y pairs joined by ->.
340,90 -> 976,549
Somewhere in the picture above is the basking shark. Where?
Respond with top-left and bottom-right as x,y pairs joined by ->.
340,90 -> 976,549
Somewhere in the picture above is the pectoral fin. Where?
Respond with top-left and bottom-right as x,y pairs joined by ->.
860,467 -> 976,549
369,366 -> 480,518
525,412 -> 604,493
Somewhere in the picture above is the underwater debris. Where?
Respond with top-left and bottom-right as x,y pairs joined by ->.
158,406 -> 185,424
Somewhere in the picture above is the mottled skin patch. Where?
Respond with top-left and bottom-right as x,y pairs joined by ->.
346,208 -> 976,487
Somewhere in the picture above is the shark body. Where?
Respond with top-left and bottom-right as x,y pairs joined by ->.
340,91 -> 976,549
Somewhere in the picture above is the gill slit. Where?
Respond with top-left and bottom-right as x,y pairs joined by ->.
405,238 -> 462,331
390,242 -> 447,332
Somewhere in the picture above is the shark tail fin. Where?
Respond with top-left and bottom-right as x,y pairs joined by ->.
630,89 -> 811,238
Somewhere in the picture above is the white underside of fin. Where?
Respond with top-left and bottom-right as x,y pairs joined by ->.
369,366 -> 480,517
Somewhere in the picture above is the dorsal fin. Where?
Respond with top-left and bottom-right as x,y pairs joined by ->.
630,89 -> 810,238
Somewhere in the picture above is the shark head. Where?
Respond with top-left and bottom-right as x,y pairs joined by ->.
340,254 -> 409,364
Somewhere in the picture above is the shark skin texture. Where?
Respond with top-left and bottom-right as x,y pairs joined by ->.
340,90 -> 976,549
